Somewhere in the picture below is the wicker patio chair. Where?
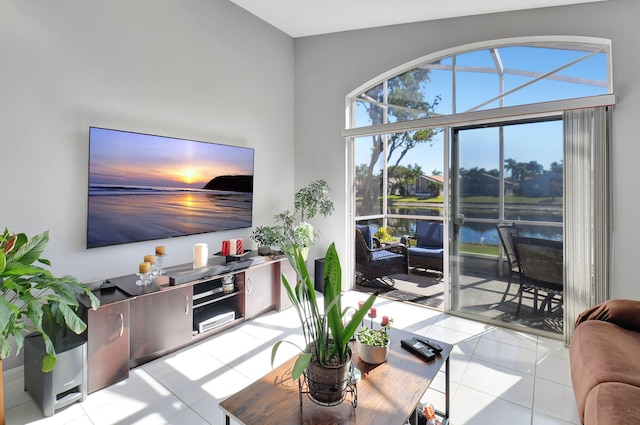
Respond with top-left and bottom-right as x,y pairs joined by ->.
400,220 -> 444,273
355,224 -> 408,286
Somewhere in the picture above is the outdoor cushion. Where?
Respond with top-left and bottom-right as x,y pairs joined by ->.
407,246 -> 443,260
415,221 -> 443,248
371,249 -> 404,261
409,221 -> 444,260
356,224 -> 373,249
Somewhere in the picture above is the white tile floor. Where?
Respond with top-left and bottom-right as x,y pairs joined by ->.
3,291 -> 580,425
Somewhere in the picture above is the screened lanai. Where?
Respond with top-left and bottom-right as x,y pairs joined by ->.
345,37 -> 614,339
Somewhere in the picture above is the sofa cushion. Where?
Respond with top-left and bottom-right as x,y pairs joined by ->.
584,382 -> 640,425
570,320 -> 640,422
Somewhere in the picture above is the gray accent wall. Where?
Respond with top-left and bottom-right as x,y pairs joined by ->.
0,2 -> 294,281
294,0 -> 640,300
0,0 -> 294,369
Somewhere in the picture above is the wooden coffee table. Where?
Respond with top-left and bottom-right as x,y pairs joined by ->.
219,328 -> 452,425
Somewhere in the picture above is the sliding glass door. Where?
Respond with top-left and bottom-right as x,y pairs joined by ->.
450,119 -> 564,333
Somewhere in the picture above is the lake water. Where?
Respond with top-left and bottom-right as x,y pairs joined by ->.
375,204 -> 563,244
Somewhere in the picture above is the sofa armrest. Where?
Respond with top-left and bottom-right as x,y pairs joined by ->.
575,299 -> 640,331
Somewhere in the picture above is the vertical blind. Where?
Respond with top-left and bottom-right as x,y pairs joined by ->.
563,106 -> 610,344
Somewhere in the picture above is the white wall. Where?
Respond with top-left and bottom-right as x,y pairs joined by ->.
0,0 -> 294,280
294,0 -> 640,298
0,1 -> 294,369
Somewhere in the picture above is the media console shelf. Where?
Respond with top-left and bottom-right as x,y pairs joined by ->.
192,276 -> 243,334
78,255 -> 291,393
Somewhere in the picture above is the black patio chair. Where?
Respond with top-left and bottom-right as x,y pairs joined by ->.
401,220 -> 444,273
496,224 -> 521,302
512,236 -> 564,319
355,224 -> 408,286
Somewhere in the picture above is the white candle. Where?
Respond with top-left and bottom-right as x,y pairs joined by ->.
193,243 -> 208,268
228,238 -> 237,255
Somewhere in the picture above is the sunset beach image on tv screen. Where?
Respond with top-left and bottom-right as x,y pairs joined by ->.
87,127 -> 254,248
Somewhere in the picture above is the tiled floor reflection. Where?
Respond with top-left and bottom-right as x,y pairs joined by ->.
3,291 -> 579,425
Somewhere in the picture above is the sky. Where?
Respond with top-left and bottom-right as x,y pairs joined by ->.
89,127 -> 254,189
354,45 -> 608,177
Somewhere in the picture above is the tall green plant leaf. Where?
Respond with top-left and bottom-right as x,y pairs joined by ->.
323,244 -> 345,359
272,243 -> 377,379
0,229 -> 99,371
10,231 -> 48,265
0,250 -> 6,274
291,352 -> 313,381
61,302 -> 87,333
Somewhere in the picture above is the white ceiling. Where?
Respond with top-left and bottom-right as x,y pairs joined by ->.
228,0 -> 606,38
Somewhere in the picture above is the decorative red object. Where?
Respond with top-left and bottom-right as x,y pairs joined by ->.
236,238 -> 244,254
358,301 -> 365,309
221,240 -> 231,256
381,316 -> 389,326
369,307 -> 377,318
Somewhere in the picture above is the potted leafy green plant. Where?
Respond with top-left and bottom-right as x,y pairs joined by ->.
355,316 -> 393,364
271,243 -> 377,404
0,229 -> 100,421
293,179 -> 335,223
250,225 -> 281,255
1,229 -> 101,368
254,179 -> 335,258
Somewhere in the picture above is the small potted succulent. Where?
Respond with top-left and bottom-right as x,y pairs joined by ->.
355,315 -> 393,364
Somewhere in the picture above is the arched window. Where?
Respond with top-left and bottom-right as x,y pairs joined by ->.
350,37 -> 611,129
345,37 -> 614,341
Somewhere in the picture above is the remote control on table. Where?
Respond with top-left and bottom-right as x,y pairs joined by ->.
401,338 -> 436,361
414,336 -> 443,353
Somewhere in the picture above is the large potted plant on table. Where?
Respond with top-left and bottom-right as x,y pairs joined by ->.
0,229 -> 100,424
272,243 -> 377,405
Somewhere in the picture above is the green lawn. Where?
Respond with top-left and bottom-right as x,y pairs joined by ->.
460,243 -> 499,256
384,194 -> 561,205
405,239 -> 499,256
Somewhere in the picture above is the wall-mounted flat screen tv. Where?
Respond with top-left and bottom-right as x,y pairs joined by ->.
87,127 -> 254,249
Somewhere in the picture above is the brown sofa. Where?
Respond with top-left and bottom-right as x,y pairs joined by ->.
570,299 -> 640,424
